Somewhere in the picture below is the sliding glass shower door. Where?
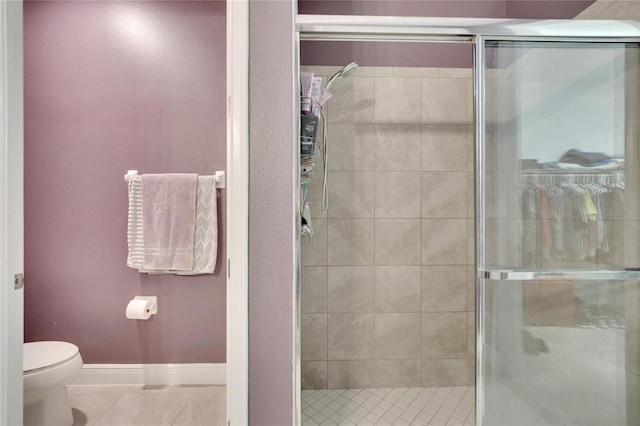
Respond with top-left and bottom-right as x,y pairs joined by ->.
477,39 -> 640,426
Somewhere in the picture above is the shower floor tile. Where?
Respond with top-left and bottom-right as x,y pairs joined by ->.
67,384 -> 225,426
302,386 -> 475,426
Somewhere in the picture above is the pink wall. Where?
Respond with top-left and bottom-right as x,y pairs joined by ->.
248,0 -> 296,423
299,0 -> 594,68
23,0 -> 226,364
298,0 -> 505,17
506,1 -> 594,19
298,0 -> 594,19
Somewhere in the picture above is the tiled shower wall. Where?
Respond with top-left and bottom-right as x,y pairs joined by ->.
300,66 -> 476,390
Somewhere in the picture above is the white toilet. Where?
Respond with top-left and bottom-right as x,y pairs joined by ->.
23,341 -> 83,426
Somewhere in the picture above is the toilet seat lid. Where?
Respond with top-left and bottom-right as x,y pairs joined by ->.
23,341 -> 79,373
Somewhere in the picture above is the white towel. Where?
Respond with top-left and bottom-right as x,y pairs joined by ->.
126,174 -> 218,275
177,175 -> 218,275
126,175 -> 144,269
141,174 -> 197,271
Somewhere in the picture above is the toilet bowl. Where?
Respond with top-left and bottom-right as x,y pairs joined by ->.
23,341 -> 83,426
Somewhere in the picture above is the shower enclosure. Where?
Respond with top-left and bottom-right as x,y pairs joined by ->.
479,38 -> 640,426
297,15 -> 640,426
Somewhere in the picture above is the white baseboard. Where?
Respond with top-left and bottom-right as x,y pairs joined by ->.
70,363 -> 226,386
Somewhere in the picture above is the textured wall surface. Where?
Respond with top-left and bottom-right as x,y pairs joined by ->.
298,0 -> 505,17
300,65 -> 475,389
248,0 -> 296,424
298,0 -> 593,18
23,0 -> 227,363
505,0 -> 594,18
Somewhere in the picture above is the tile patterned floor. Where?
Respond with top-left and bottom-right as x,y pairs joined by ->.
68,385 -> 226,426
302,386 -> 475,426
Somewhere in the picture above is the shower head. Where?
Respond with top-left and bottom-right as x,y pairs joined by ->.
325,62 -> 358,90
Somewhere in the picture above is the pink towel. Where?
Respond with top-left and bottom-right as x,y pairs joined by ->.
141,174 -> 197,271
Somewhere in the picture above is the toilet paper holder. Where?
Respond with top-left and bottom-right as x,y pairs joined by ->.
133,296 -> 158,315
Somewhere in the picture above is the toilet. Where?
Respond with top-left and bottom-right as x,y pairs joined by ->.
23,341 -> 83,426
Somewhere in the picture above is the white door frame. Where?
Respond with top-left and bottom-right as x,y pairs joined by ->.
0,0 -> 24,425
226,0 -> 249,424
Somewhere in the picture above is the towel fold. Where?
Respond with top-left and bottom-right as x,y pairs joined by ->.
126,173 -> 218,275
141,174 -> 197,271
176,175 -> 218,275
126,175 -> 144,269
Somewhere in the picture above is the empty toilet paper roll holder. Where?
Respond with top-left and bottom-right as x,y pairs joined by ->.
133,296 -> 158,315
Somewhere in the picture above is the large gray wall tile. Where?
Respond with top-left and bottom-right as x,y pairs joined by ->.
375,313 -> 421,359
375,360 -> 422,388
302,314 -> 328,361
422,266 -> 467,312
375,266 -> 422,313
375,124 -> 422,171
328,313 -> 375,360
327,172 -> 374,218
327,124 -> 375,171
328,77 -> 375,124
328,266 -> 374,313
422,77 -> 470,124
421,312 -> 468,358
375,172 -> 422,218
375,219 -> 422,265
422,172 -> 468,218
422,125 -> 469,172
328,219 -> 374,266
421,359 -> 475,387
422,219 -> 468,265
302,361 -> 328,390
302,266 -> 328,314
375,77 -> 422,124
328,360 -> 375,389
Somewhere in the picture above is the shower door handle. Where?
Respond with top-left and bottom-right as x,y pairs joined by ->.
481,269 -> 640,281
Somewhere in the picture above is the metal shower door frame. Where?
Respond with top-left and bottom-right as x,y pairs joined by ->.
297,15 -> 640,426
473,34 -> 640,425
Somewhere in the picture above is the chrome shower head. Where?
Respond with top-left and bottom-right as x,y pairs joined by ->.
325,62 -> 358,90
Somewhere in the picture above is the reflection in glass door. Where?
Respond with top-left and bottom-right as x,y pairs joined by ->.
478,40 -> 640,425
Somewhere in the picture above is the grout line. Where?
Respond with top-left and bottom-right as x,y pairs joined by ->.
371,75 -> 378,389
169,399 -> 190,426
86,392 -> 124,426
419,65 -> 426,385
